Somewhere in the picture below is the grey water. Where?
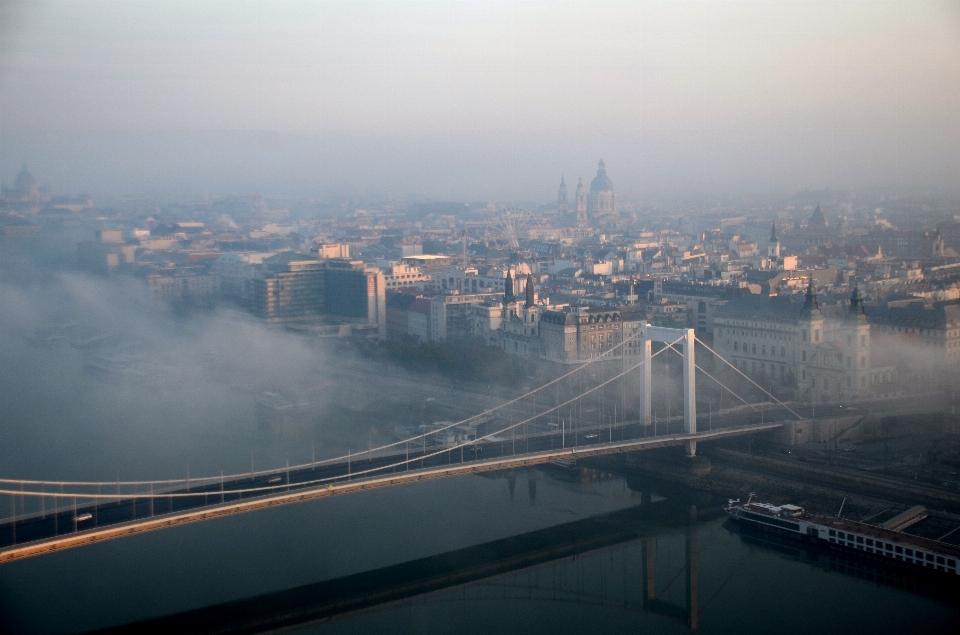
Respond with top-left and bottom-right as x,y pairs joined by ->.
302,515 -> 960,635
1,465 -> 958,634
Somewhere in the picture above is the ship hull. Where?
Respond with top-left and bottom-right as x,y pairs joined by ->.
725,500 -> 960,577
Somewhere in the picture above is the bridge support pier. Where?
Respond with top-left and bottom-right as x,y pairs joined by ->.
682,328 -> 697,457
640,325 -> 697,456
641,337 -> 652,426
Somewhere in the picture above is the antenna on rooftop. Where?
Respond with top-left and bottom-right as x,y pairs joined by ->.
462,229 -> 467,268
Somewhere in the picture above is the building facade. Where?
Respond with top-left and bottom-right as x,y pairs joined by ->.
499,273 -> 542,358
383,262 -> 431,290
248,257 -> 326,323
246,256 -> 386,337
868,300 -> 960,362
430,292 -> 500,343
324,259 -> 387,339
712,284 -> 878,403
148,270 -> 219,306
539,306 -> 646,364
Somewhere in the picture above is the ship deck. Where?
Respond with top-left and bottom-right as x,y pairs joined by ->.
807,514 -> 960,559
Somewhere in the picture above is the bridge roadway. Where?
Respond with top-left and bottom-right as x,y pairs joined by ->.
0,393 -> 935,564
0,419 -> 784,564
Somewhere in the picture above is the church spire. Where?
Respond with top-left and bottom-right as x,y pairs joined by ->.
524,274 -> 535,308
767,221 -> 781,260
849,285 -> 867,323
800,277 -> 821,320
504,269 -> 515,303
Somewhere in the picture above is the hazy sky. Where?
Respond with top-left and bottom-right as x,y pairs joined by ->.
1,1 -> 958,200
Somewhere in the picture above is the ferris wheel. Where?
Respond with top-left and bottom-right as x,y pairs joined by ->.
488,207 -> 536,251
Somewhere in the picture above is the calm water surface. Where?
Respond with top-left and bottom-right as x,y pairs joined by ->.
302,516 -> 960,635
1,466 -> 958,634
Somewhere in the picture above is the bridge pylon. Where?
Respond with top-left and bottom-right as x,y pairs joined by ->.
640,325 -> 697,457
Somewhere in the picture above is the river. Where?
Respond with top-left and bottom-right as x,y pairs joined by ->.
1,464 -> 958,634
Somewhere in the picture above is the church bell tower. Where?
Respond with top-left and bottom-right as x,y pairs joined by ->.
575,178 -> 587,228
768,222 -> 781,258
558,176 -> 568,217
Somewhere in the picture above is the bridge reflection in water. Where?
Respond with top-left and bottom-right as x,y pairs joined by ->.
644,517 -> 700,630
50,470 -> 960,635
89,489 -> 721,635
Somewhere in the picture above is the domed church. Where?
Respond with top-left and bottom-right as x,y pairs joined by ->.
556,159 -> 618,228
2,165 -> 50,206
587,159 -> 616,216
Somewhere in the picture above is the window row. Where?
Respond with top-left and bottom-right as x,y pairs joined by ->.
732,342 -> 787,357
826,530 -> 957,569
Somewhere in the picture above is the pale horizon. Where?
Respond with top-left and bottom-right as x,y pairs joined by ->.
2,1 -> 959,201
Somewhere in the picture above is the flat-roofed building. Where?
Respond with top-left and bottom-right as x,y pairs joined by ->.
324,259 -> 387,339
148,269 -> 220,306
246,256 -> 386,338
383,261 -> 431,290
430,292 -> 500,343
469,300 -> 504,345
248,256 -> 326,324
318,243 -> 350,259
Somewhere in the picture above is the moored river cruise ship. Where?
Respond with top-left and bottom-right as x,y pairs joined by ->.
725,495 -> 960,576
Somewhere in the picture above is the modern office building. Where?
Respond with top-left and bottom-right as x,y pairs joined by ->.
248,256 -> 327,323
323,259 -> 387,339
245,256 -> 386,337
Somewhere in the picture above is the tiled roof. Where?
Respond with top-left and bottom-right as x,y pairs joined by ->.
714,295 -> 804,321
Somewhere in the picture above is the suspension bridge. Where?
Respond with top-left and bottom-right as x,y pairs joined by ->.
0,325 -> 806,563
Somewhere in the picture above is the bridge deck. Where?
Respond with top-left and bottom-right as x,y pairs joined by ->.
0,422 -> 782,564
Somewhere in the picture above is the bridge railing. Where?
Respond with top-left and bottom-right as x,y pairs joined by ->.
1,331 -> 822,526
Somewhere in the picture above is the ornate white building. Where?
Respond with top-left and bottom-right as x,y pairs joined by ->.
499,271 -> 541,358
713,283 -> 883,404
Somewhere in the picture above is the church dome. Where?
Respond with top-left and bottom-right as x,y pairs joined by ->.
589,160 -> 614,193
808,203 -> 827,230
14,165 -> 37,191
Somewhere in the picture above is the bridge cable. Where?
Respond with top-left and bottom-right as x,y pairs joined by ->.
693,337 -> 806,421
0,323 -> 654,489
658,341 -> 758,411
0,341 -> 681,502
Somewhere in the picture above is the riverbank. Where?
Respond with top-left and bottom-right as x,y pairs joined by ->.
589,445 -> 960,543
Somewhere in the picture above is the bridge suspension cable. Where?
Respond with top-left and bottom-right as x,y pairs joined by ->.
0,320 -> 655,490
321,324 -> 654,468
657,340 -> 758,411
693,337 -> 805,421
695,365 -> 759,411
0,340 -> 679,501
